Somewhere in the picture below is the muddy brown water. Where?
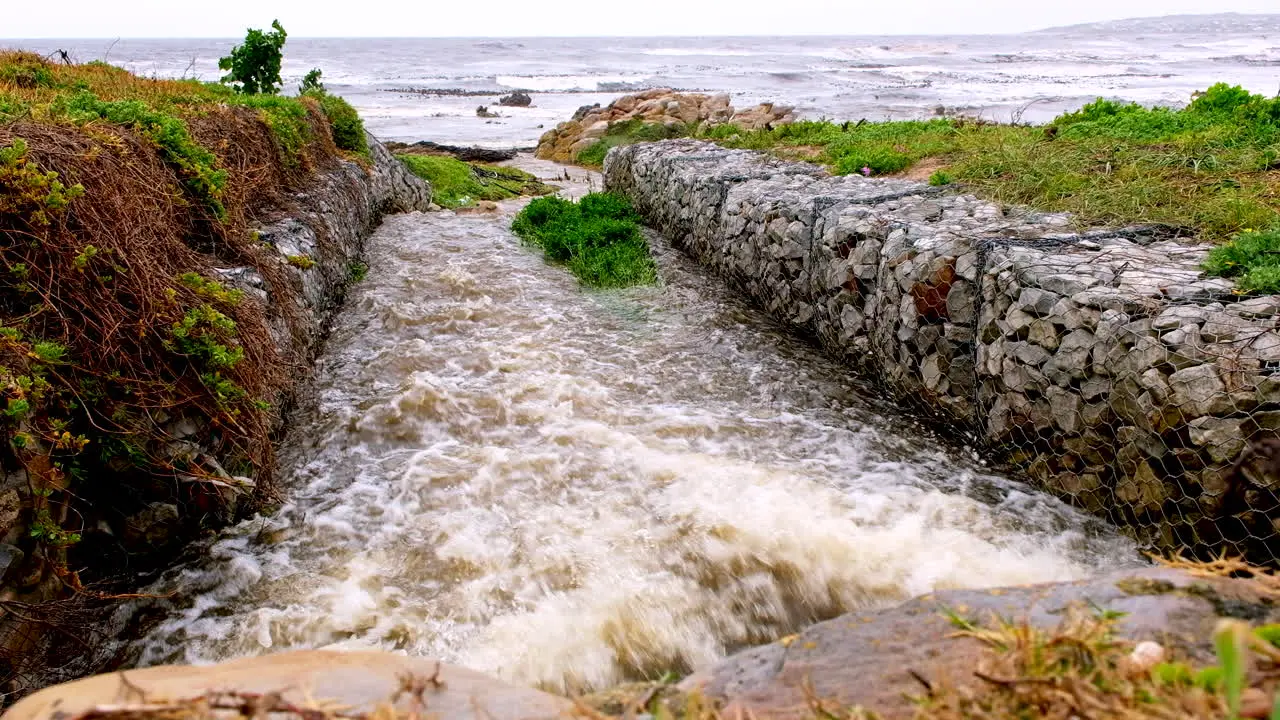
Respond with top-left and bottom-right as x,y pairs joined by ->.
113,159 -> 1140,695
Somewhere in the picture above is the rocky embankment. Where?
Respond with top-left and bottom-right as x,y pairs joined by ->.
246,136 -> 432,360
0,135 -> 430,694
534,89 -> 796,163
603,140 -> 1280,563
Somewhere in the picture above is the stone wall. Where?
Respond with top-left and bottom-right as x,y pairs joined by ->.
605,139 -> 1280,560
235,135 -> 432,368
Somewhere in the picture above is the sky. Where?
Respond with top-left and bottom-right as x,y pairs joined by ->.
4,0 -> 1280,38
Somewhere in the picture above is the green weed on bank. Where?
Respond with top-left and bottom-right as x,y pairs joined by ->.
511,192 -> 657,288
575,117 -> 695,167
397,153 -> 554,208
574,84 -> 1280,254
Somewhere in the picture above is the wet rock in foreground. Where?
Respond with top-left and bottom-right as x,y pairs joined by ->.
680,566 -> 1280,718
6,651 -> 570,720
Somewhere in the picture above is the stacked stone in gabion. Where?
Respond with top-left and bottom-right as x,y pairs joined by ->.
605,139 -> 1280,562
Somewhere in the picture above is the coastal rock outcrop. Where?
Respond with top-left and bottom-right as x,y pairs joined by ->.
604,139 -> 1280,562
535,89 -> 796,163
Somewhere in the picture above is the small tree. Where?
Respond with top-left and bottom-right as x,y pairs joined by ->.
299,68 -> 325,95
218,20 -> 287,95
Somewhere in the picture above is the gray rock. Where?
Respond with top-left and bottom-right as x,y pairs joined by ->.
1226,296 -> 1280,319
1115,460 -> 1166,515
1188,417 -> 1248,464
0,543 -> 24,583
946,280 -> 976,325
124,502 -> 181,548
1168,364 -> 1226,419
1039,273 -> 1099,296
683,567 -> 1279,720
1027,319 -> 1059,350
0,489 -> 19,535
1017,287 -> 1059,317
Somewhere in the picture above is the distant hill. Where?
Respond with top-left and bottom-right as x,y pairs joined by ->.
1036,12 -> 1280,35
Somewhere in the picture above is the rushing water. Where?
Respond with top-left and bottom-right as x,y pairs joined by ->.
119,161 -> 1139,693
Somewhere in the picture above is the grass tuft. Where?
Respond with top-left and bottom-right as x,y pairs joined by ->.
511,193 -> 657,288
397,153 -> 554,208
575,118 -> 695,167
1204,226 -> 1280,295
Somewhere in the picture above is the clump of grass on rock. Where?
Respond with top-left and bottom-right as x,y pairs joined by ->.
398,153 -> 554,208
1204,226 -> 1280,295
511,192 -> 657,288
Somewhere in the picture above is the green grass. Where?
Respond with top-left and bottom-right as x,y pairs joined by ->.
1203,226 -> 1280,294
573,85 -> 1279,262
511,192 -> 657,288
707,84 -> 1280,244
397,153 -> 555,208
575,117 -> 695,166
307,90 -> 367,155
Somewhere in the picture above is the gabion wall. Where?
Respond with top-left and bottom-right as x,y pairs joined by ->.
605,140 -> 1280,562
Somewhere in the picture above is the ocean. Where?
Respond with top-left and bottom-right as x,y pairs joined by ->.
9,13 -> 1280,148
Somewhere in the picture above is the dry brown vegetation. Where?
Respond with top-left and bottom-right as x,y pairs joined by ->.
0,49 -> 361,604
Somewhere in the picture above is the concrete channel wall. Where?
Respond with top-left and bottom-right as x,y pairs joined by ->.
604,139 -> 1280,560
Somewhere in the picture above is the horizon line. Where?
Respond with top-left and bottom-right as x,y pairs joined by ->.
5,11 -> 1279,42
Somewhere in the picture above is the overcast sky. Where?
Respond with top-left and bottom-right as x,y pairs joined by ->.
5,0 -> 1279,38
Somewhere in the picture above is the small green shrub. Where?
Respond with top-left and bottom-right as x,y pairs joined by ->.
32,341 -> 67,363
573,118 -> 692,166
219,20 -> 288,95
928,170 -> 954,186
179,271 -> 244,304
511,193 -> 657,288
833,146 -> 912,175
312,92 -> 366,154
231,94 -> 313,167
0,138 -> 85,226
169,305 -> 244,370
398,154 -> 552,208
575,140 -> 609,167
300,68 -> 325,94
286,254 -> 315,270
1204,227 -> 1280,294
578,192 -> 639,222
701,124 -> 744,140
0,57 -> 55,90
347,261 -> 368,284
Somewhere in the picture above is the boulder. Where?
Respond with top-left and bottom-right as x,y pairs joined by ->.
496,91 -> 532,107
122,502 -> 181,548
6,650 -> 571,720
681,567 -> 1280,719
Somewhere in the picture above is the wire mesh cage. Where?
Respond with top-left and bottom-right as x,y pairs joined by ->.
606,139 -> 1280,565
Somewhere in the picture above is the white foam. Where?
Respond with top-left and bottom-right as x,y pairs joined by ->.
124,209 -> 1139,688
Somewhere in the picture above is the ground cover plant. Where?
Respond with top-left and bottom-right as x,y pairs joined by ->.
511,192 -> 657,288
0,28 -> 372,605
576,85 -> 1280,291
574,117 -> 694,167
397,153 -> 554,208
